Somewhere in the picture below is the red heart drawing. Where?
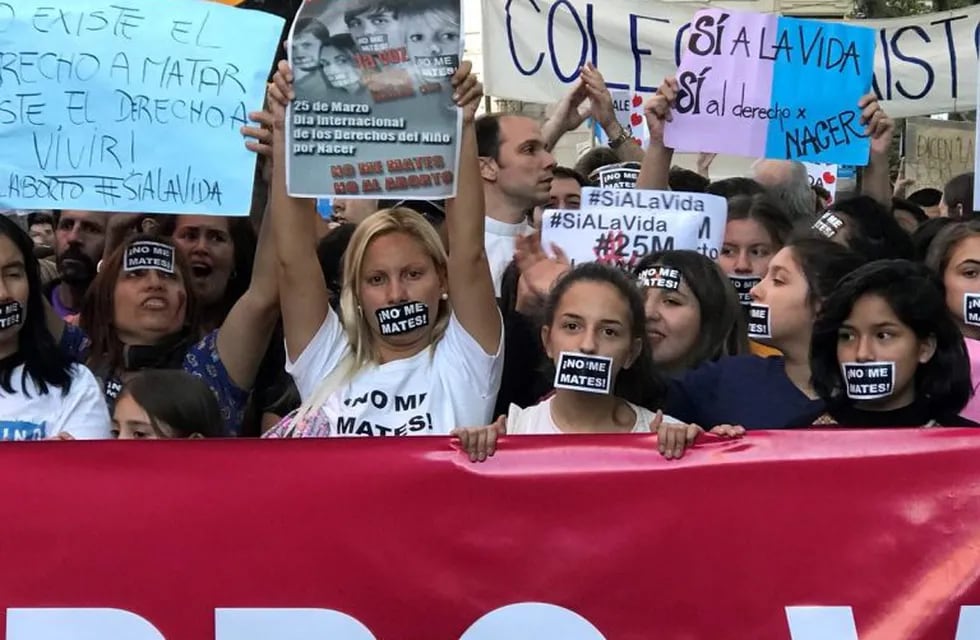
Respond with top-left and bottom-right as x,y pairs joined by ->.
632,94 -> 643,108
822,171 -> 837,185
630,113 -> 643,126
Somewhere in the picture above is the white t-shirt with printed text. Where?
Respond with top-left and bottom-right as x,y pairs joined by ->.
485,217 -> 533,297
506,397 -> 682,434
0,363 -> 110,440
287,310 -> 504,436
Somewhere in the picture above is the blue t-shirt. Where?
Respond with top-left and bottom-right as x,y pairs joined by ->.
666,356 -> 824,430
59,324 -> 248,436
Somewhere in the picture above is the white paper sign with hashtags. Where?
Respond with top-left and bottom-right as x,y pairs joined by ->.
542,188 -> 727,269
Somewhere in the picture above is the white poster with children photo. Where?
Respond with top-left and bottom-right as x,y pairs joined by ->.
286,0 -> 463,200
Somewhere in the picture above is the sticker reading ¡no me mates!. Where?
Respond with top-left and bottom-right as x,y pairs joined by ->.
0,302 -> 24,330
747,303 -> 771,339
664,9 -> 877,165
553,352 -> 613,395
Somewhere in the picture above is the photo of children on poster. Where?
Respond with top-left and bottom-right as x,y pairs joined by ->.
285,0 -> 463,199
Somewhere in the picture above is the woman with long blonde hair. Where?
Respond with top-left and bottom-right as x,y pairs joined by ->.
265,58 -> 502,437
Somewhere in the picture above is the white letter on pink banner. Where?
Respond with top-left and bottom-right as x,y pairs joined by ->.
955,605 -> 980,639
460,603 -> 607,640
786,606 -> 859,640
215,608 -> 377,640
7,608 -> 166,640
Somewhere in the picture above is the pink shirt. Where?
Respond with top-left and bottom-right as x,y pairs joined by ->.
961,337 -> 980,423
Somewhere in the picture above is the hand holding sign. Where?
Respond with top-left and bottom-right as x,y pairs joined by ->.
663,9 -> 877,165
860,93 -> 895,156
241,109 -> 275,159
452,61 -> 484,124
267,60 -> 294,130
644,78 -> 679,146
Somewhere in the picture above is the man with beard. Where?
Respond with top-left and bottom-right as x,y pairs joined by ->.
47,210 -> 108,322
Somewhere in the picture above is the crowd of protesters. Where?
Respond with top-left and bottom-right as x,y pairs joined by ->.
2,0 -> 978,464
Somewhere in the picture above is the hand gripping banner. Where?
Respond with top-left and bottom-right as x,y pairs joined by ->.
2,431 -> 980,639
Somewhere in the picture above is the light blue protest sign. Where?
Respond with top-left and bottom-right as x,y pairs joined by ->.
765,17 -> 877,165
0,1 -> 283,215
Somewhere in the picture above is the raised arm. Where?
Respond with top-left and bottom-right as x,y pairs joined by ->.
858,93 -> 894,208
581,64 -> 644,163
216,112 -> 280,388
267,60 -> 332,361
447,61 -> 501,354
541,77 -> 589,152
636,77 -> 677,191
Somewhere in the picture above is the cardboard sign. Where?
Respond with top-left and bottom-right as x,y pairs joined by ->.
553,352 -> 613,394
747,303 -> 771,339
637,266 -> 682,291
905,118 -> 975,191
0,0 -> 284,215
123,242 -> 176,273
841,361 -> 895,400
662,9 -> 876,164
376,301 -> 429,336
543,188 -> 727,270
285,0 -> 464,200
0,301 -> 24,330
729,275 -> 761,306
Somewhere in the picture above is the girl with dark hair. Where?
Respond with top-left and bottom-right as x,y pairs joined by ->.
892,197 -> 929,234
112,370 -> 224,439
809,260 -> 973,426
633,251 -> 747,374
912,217 -> 956,263
941,172 -> 975,218
719,193 -> 793,283
0,217 -> 108,439
925,219 -> 980,422
721,194 -> 794,358
666,238 -> 866,429
454,264 -> 742,462
810,195 -> 914,262
54,223 -> 279,436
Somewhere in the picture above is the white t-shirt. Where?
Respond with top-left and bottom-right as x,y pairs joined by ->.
286,310 -> 504,436
506,397 -> 682,434
0,363 -> 110,440
485,217 -> 533,297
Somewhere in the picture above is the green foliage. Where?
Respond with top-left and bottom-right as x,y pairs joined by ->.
858,0 -> 978,18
